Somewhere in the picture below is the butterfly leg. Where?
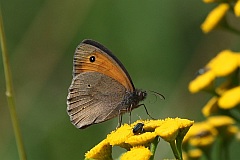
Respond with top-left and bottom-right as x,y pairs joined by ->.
116,112 -> 123,129
116,106 -> 132,128
116,109 -> 127,128
129,110 -> 131,124
128,104 -> 133,124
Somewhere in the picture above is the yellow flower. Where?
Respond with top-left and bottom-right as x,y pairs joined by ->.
155,118 -> 194,142
218,86 -> 240,109
201,3 -> 229,33
106,124 -> 133,148
120,146 -> 152,160
130,119 -> 163,132
202,97 -> 219,117
155,118 -> 179,142
189,70 -> 215,93
226,125 -> 239,138
207,50 -> 239,77
207,115 -> 235,128
142,119 -> 163,132
207,116 -> 238,139
85,139 -> 112,160
188,149 -> 202,159
125,132 -> 157,146
234,0 -> 240,17
186,122 -> 217,147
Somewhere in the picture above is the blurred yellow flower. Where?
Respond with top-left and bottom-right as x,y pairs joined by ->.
189,70 -> 215,93
188,149 -> 203,159
202,97 -> 219,117
120,146 -> 152,160
234,0 -> 240,17
207,116 -> 235,128
218,86 -> 240,109
185,122 -> 217,147
207,50 -> 239,77
201,3 -> 229,33
85,139 -> 112,160
226,125 -> 239,137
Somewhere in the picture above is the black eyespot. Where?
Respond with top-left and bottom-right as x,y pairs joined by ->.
89,56 -> 95,62
87,84 -> 91,88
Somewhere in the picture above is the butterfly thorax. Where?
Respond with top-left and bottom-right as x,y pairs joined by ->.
123,89 -> 147,109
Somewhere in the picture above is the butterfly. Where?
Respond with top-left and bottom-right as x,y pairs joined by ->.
67,39 -> 160,129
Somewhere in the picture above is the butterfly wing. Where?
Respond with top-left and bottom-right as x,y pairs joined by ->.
73,39 -> 135,92
67,72 -> 128,129
67,39 -> 137,129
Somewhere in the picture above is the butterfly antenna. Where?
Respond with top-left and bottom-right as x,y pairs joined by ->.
149,90 -> 165,100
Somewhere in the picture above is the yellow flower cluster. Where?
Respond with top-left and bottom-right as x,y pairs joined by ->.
189,50 -> 240,116
183,116 -> 238,159
85,118 -> 194,160
201,1 -> 240,33
188,48 -> 240,159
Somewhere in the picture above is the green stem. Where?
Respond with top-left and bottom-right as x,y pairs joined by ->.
222,142 -> 230,160
149,136 -> 160,160
202,147 -> 212,160
0,6 -> 27,160
169,141 -> 181,160
176,136 -> 183,159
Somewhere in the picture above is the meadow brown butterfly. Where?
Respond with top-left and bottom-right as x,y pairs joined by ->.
67,39 -> 150,129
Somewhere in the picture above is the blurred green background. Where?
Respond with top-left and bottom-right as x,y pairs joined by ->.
0,0 -> 239,159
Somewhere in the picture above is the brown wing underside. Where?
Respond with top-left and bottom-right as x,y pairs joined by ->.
67,72 -> 129,129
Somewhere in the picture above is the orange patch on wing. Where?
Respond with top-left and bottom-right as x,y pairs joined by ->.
74,51 -> 134,92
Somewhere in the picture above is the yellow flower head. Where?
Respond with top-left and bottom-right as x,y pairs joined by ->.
234,0 -> 240,17
185,121 -> 217,147
125,132 -> 157,146
207,50 -> 239,77
218,86 -> 240,109
86,118 -> 194,159
207,116 -> 238,139
142,119 -> 164,132
107,124 -> 133,148
207,115 -> 235,128
188,149 -> 203,159
120,146 -> 152,160
189,70 -> 215,93
202,96 -> 219,117
155,118 -> 194,142
85,139 -> 112,160
201,3 -> 229,33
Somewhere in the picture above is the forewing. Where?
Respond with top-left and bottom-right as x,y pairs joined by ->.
73,39 -> 135,92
